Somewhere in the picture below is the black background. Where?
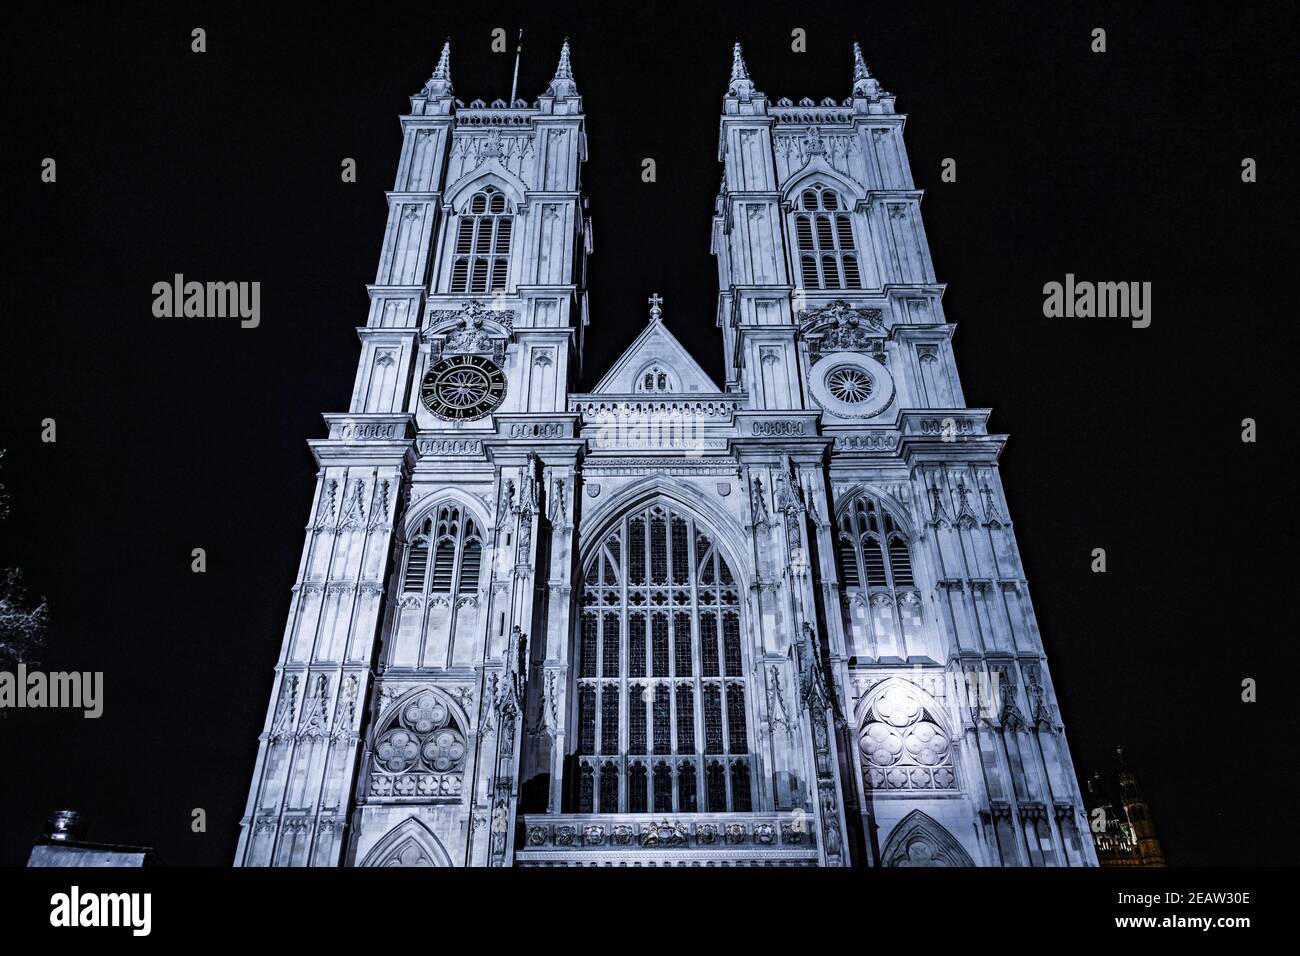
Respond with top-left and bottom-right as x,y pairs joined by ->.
0,1 -> 1295,867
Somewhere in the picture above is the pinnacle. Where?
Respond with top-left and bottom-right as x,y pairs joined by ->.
851,40 -> 882,98
546,38 -> 579,97
727,41 -> 756,97
421,39 -> 453,98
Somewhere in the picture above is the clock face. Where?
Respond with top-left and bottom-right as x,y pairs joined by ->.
420,354 -> 506,421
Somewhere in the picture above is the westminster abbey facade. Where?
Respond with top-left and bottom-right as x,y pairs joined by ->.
235,39 -> 1098,867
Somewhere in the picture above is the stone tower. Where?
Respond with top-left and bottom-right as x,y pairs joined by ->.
235,38 -> 1096,867
1085,748 -> 1165,866
234,39 -> 589,867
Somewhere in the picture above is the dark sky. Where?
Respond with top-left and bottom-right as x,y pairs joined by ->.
0,1 -> 1295,866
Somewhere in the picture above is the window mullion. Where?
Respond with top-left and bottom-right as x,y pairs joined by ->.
687,518 -> 705,766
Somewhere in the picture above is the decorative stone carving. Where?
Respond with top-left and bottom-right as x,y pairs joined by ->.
269,675 -> 298,743
313,480 -> 338,534
640,820 -> 689,847
426,300 -> 515,359
859,683 -> 956,791
368,690 -> 468,799
881,811 -> 975,867
797,301 -> 886,366
297,674 -> 331,740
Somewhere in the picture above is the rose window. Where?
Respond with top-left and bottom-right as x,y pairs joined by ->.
827,366 -> 873,404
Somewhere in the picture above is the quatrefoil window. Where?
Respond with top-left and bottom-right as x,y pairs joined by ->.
859,684 -> 955,791
374,692 -> 467,775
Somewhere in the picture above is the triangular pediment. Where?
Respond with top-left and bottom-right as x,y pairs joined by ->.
590,319 -> 722,395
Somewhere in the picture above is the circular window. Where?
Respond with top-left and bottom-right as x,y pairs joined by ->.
420,354 -> 507,421
809,352 -> 894,419
826,366 -> 874,404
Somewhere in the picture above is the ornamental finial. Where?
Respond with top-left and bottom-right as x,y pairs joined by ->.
851,40 -> 881,98
728,41 -> 755,97
647,292 -> 664,323
422,39 -> 453,98
546,38 -> 578,98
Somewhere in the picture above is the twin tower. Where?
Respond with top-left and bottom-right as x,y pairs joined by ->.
235,38 -> 1097,867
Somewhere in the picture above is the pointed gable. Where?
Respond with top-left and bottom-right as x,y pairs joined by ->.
590,319 -> 722,395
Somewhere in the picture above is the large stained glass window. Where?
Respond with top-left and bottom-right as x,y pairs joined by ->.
572,502 -> 753,813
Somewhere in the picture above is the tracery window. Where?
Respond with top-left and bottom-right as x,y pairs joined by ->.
793,183 -> 861,291
368,691 -> 467,799
635,364 -> 674,393
835,492 -> 914,592
450,186 -> 512,294
401,504 -> 483,597
859,683 -> 956,792
572,502 -> 753,813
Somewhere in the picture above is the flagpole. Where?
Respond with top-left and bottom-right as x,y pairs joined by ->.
509,29 -> 523,103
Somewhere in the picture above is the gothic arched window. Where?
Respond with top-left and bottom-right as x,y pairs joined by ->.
401,504 -> 483,597
793,184 -> 860,291
571,502 -> 753,814
450,186 -> 513,294
859,684 -> 956,792
836,492 -> 914,592
635,364 -> 674,394
367,691 -> 468,800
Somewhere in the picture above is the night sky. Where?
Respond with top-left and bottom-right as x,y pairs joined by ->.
1,1 -> 1295,866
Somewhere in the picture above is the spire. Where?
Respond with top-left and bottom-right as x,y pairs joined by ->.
545,38 -> 578,98
851,40 -> 881,98
727,41 -> 756,98
421,39 -> 453,98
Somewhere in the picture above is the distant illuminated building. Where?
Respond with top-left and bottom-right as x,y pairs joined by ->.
1084,747 -> 1165,867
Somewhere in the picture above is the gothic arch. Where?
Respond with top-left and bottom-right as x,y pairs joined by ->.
880,810 -> 975,868
442,167 -> 527,212
579,479 -> 751,590
569,493 -> 759,815
359,816 -> 453,868
362,686 -> 472,804
855,677 -> 958,793
833,483 -> 919,542
402,489 -> 491,543
854,675 -> 949,730
370,684 -> 472,740
632,360 -> 679,394
780,163 -> 866,207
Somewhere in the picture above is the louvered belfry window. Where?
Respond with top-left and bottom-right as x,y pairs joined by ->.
401,504 -> 483,597
794,184 -> 861,291
572,502 -> 753,813
449,187 -> 512,294
836,493 -> 915,592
